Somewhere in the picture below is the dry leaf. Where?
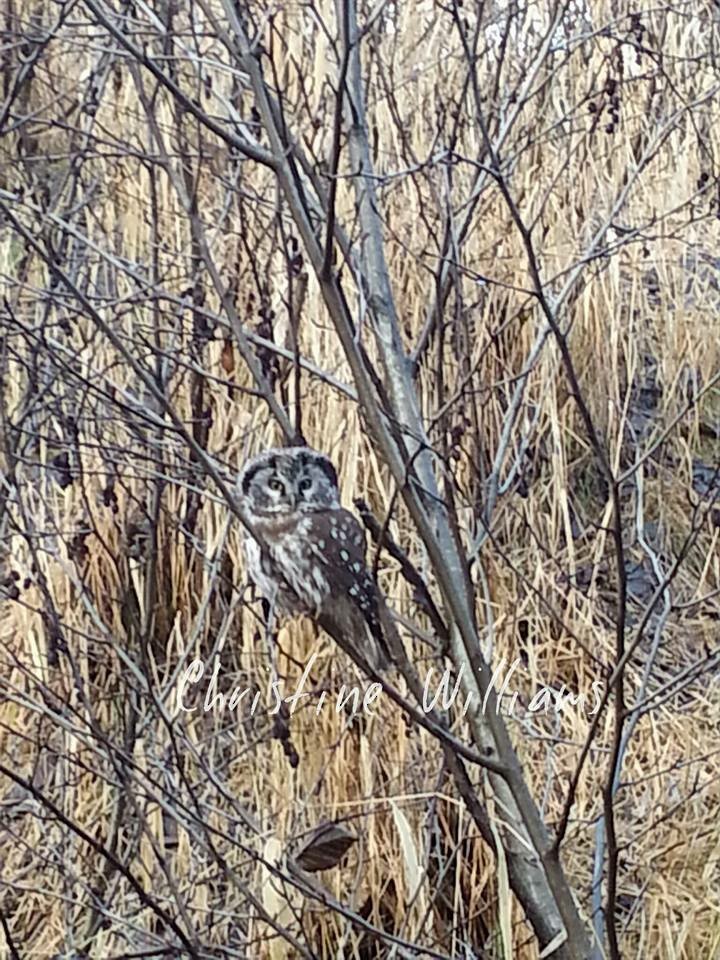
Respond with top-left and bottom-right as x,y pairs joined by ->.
390,801 -> 422,903
293,821 -> 357,872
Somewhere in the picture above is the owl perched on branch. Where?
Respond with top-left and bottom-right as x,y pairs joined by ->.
238,446 -> 397,671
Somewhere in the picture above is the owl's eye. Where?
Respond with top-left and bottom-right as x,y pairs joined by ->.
268,478 -> 284,493
298,477 -> 312,493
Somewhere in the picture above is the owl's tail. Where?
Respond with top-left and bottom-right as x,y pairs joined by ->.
367,601 -> 400,673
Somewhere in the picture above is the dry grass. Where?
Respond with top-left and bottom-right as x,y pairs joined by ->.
1,0 -> 719,957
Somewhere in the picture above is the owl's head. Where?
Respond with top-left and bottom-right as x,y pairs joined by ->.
238,446 -> 340,516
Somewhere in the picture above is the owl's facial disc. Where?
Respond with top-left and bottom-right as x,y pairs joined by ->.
239,447 -> 340,515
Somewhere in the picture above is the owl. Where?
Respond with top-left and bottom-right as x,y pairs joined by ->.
238,446 -> 397,671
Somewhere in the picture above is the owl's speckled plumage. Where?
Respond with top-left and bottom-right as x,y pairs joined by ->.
238,447 -> 395,670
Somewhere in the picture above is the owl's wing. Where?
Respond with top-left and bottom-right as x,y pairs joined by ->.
307,508 -> 395,668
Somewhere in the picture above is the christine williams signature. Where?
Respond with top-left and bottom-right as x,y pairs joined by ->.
176,654 -> 604,718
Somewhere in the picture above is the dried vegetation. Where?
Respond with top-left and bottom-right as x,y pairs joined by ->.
0,1 -> 719,957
